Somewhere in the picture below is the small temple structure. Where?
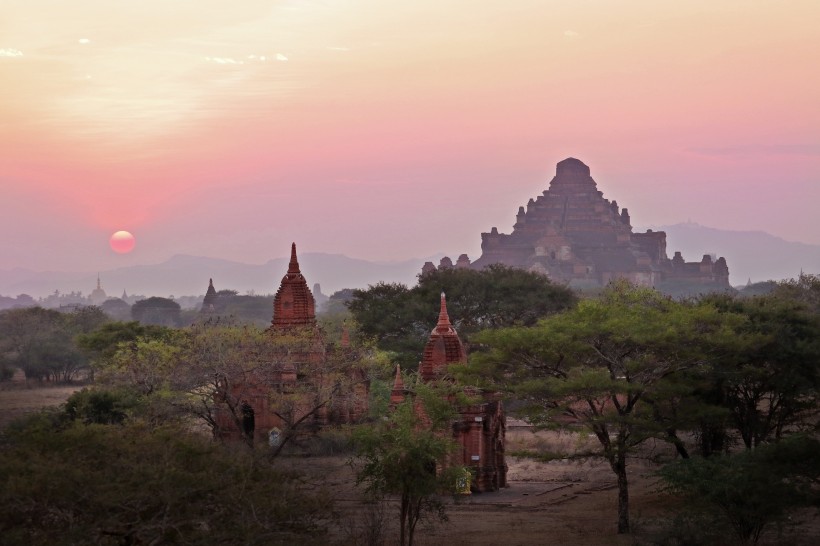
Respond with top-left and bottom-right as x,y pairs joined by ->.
200,278 -> 218,313
213,243 -> 368,444
392,293 -> 507,493
425,158 -> 730,289
89,274 -> 108,305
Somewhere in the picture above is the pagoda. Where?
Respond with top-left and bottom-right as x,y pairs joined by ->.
213,243 -> 368,445
392,293 -> 507,492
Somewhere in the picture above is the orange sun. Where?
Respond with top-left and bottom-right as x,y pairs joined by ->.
109,230 -> 136,254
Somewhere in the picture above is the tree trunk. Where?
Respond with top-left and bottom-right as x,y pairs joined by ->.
400,494 -> 408,546
667,430 -> 690,459
616,458 -> 630,534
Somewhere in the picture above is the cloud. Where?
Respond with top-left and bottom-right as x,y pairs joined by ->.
78,38 -> 91,44
563,30 -> 579,37
276,53 -> 288,61
326,46 -> 350,52
0,48 -> 23,57
205,56 -> 243,65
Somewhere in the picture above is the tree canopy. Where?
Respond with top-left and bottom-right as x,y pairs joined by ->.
0,306 -> 109,383
0,415 -> 333,545
348,265 -> 577,367
131,297 -> 181,326
470,281 -> 746,533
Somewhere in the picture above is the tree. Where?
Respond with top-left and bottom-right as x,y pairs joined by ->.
0,417 -> 333,545
349,265 -> 576,367
660,435 -> 820,544
77,321 -> 175,362
116,324 -> 369,453
352,383 -> 464,546
131,296 -> 181,326
99,298 -> 132,321
472,281 -> 744,534
702,291 -> 820,449
0,306 -> 108,383
774,272 -> 820,313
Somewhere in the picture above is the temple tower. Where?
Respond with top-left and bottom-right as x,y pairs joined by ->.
419,293 -> 467,382
89,274 -> 107,305
271,243 -> 317,329
414,293 -> 506,492
201,278 -> 218,313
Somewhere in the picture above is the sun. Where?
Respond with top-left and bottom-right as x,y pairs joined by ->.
109,230 -> 136,254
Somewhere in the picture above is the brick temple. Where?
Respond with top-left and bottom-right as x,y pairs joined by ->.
392,293 -> 507,493
425,158 -> 729,289
213,243 -> 368,444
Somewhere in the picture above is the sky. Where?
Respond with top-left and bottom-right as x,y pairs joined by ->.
1,0 -> 818,273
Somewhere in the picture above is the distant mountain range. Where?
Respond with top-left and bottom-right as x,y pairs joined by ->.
1,223 -> 817,299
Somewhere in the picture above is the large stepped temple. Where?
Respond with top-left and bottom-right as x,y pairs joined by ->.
426,158 -> 729,289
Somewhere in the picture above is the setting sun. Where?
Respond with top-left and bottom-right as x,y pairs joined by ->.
109,230 -> 136,254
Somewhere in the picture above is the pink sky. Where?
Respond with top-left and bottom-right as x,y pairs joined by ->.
1,1 -> 818,272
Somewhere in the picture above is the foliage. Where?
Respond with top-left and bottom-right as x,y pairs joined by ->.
63,387 -> 145,425
660,435 -> 820,544
0,306 -> 109,383
774,272 -> 820,313
131,296 -> 181,326
471,281 -> 746,533
193,293 -> 276,327
77,320 -> 175,361
348,265 -> 577,367
701,291 -> 820,449
351,383 -> 464,546
0,419 -> 333,545
99,298 -> 132,321
324,288 -> 357,316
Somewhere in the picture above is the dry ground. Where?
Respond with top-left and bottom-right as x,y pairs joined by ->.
0,369 -> 83,428
307,428 -> 819,546
2,383 -> 817,546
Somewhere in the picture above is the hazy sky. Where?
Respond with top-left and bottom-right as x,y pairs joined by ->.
1,0 -> 818,272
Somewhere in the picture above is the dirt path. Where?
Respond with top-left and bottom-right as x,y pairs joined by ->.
300,452 -> 669,546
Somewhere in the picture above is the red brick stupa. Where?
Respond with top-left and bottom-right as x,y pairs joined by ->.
271,243 -> 316,329
419,293 -> 468,382
393,293 -> 507,492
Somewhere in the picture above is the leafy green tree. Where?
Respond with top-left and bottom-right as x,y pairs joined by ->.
774,272 -> 820,313
131,296 -> 181,326
472,281 -> 745,534
702,292 -> 820,448
102,337 -> 183,395
0,418 -> 333,545
63,387 -> 145,425
660,435 -> 820,544
0,306 -> 108,383
0,307 -> 65,382
77,321 -> 174,362
352,383 -> 464,546
99,298 -> 132,321
349,265 -> 576,367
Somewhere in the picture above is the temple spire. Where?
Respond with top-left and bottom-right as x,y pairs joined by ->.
96,274 -> 101,290
390,364 -> 406,405
436,292 -> 452,332
271,242 -> 316,329
288,242 -> 300,275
